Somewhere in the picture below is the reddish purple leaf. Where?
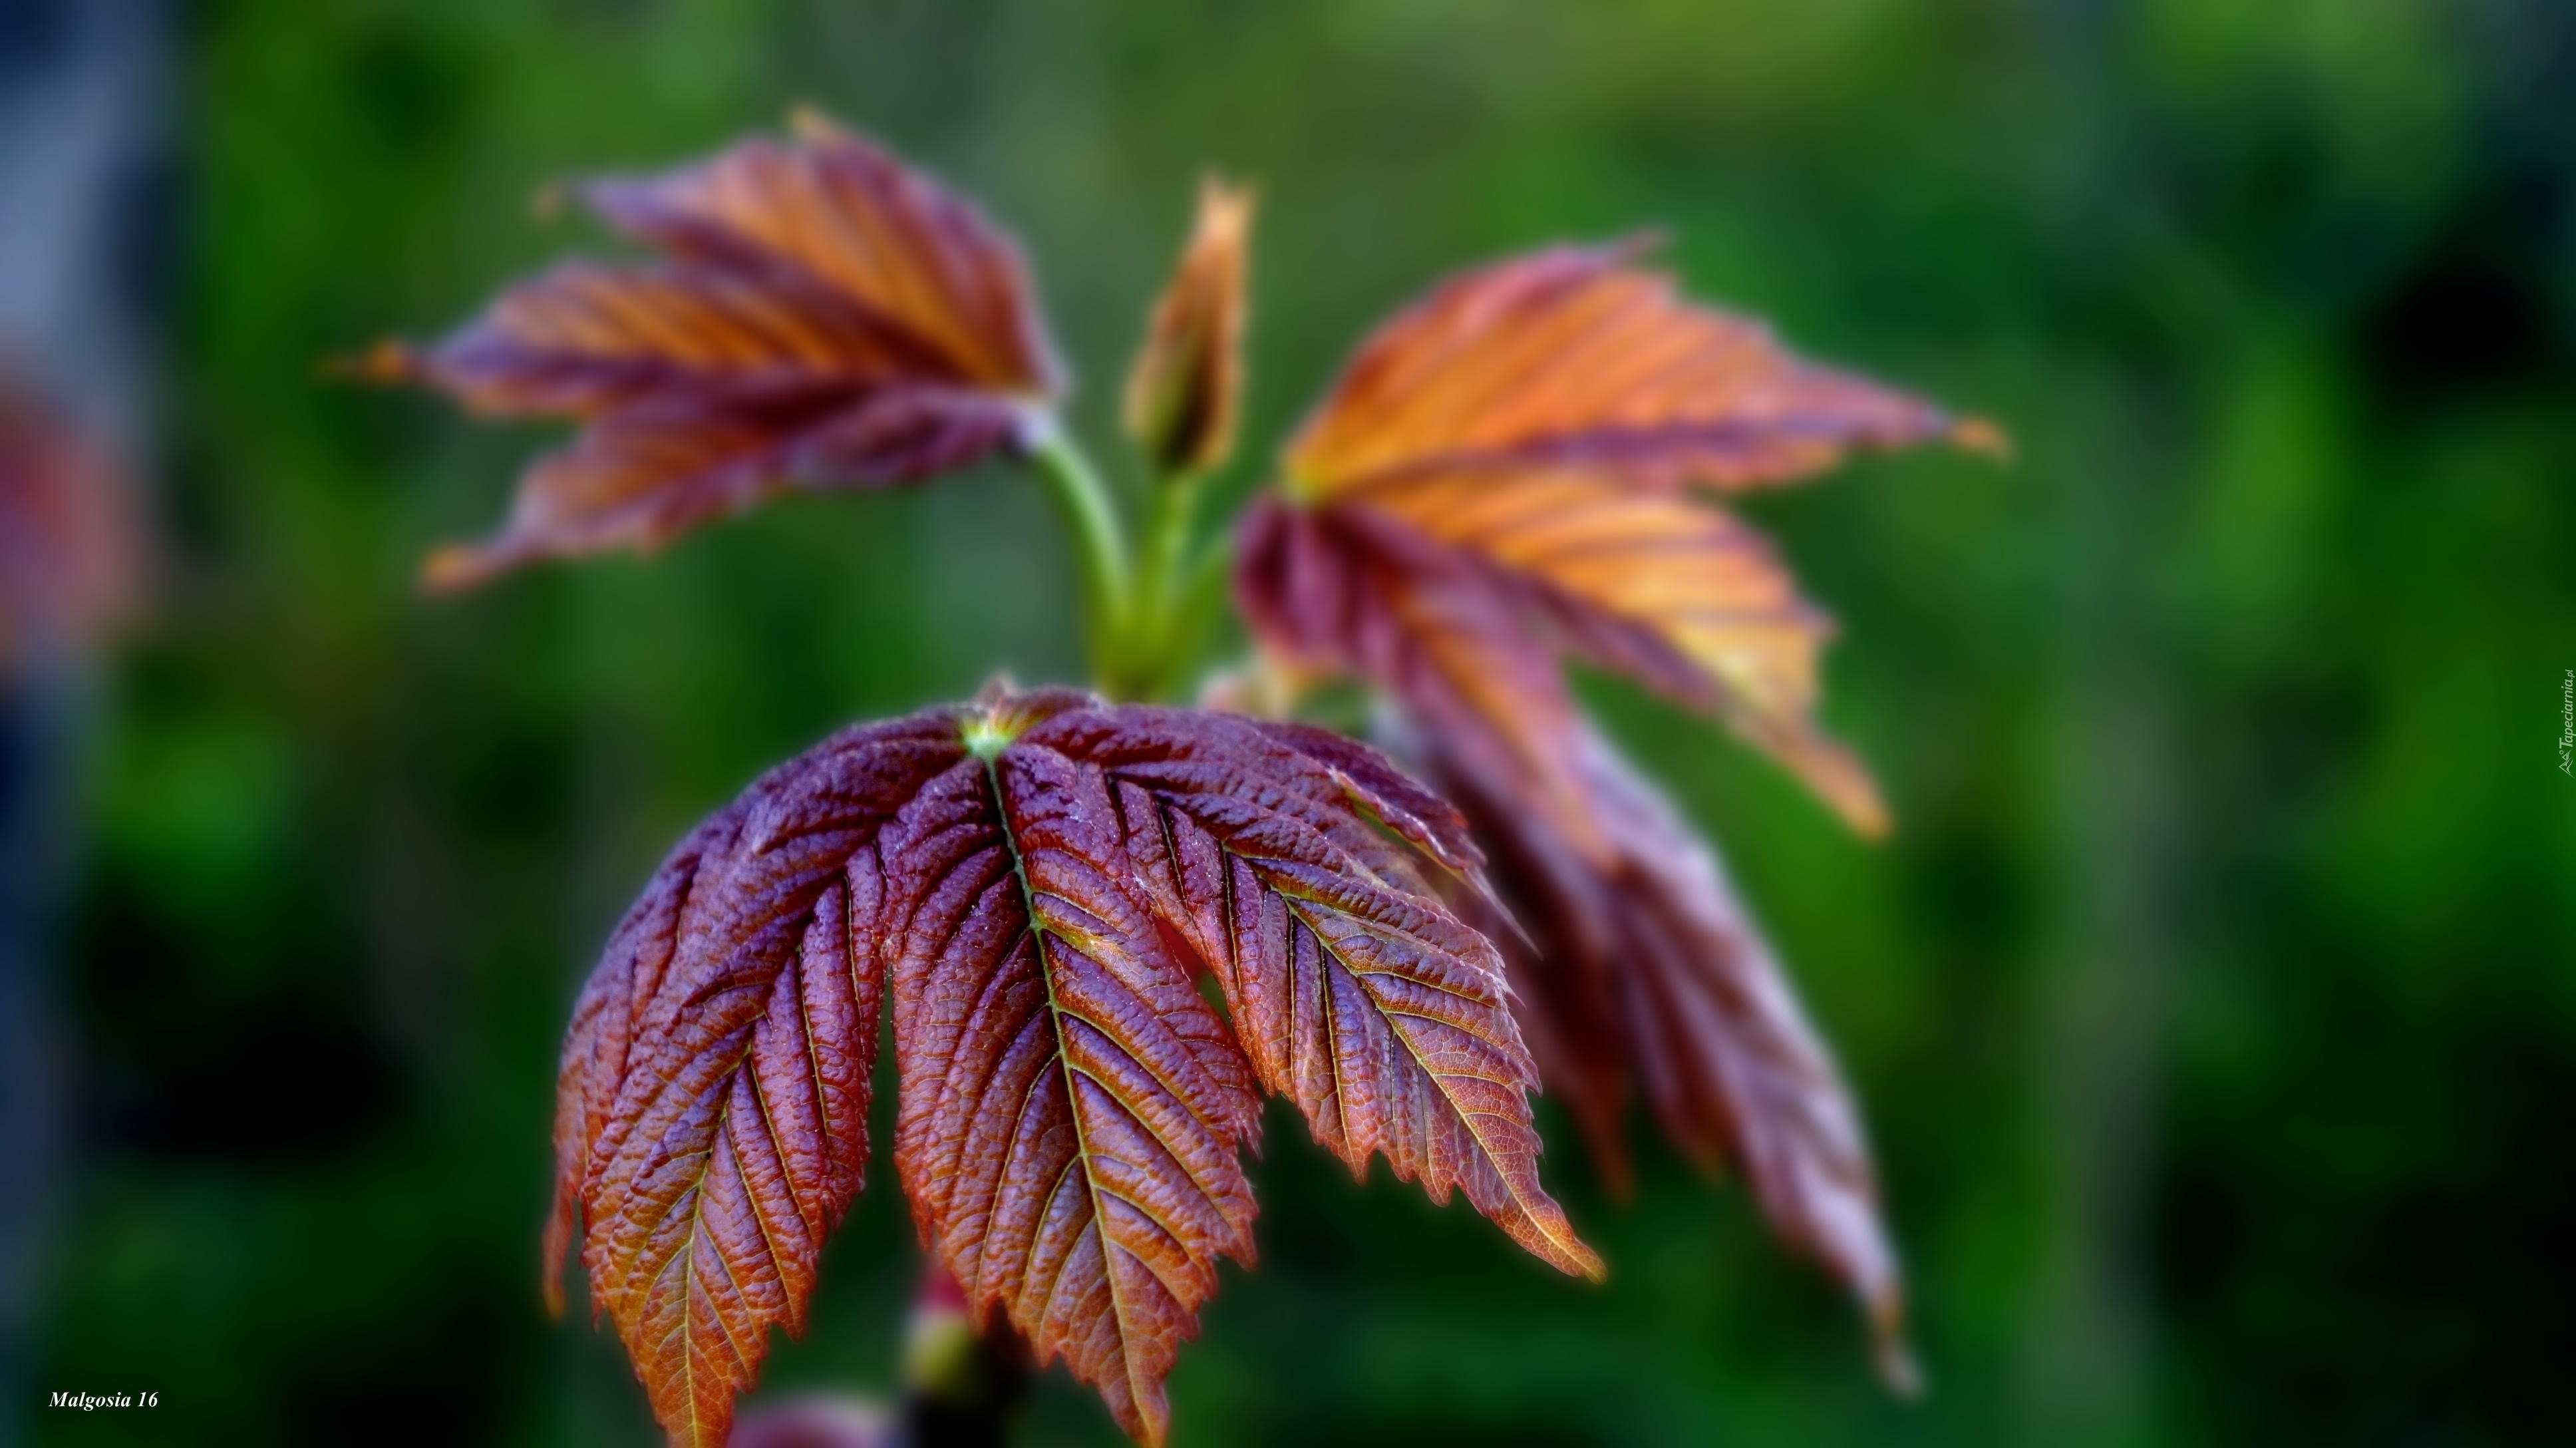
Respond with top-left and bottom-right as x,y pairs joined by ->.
1239,244 -> 1997,834
548,689 -> 1594,1446
364,112 -> 1060,588
1407,717 -> 1911,1385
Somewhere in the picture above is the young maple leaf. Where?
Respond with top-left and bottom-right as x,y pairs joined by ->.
1235,242 -> 1998,838
1401,717 -> 1910,1387
1123,178 -> 1252,478
1232,244 -> 1994,1377
546,687 -> 1597,1448
361,111 -> 1060,590
0,372 -> 139,671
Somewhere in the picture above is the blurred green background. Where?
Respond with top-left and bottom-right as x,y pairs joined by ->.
21,0 -> 2576,1443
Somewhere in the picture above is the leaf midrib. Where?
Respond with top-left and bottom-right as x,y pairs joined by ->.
978,749 -> 1154,1433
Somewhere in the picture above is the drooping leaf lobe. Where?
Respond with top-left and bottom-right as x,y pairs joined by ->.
1241,245 -> 1994,834
1285,243 -> 1989,497
1073,709 -> 1603,1282
878,720 -> 1259,1444
1124,178 -> 1251,478
1408,719 -> 1906,1379
551,690 -> 1591,1446
546,713 -> 965,1447
1234,495 -> 1609,850
368,114 -> 1059,588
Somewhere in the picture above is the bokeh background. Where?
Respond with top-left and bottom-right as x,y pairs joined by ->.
6,0 -> 2573,1444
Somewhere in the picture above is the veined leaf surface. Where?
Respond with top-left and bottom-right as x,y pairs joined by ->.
546,714 -> 963,1448
1233,245 -> 1963,1380
1081,710 -> 1600,1282
367,112 -> 1060,588
876,692 -> 1261,1445
548,689 -> 1593,1445
1239,244 -> 1995,835
1411,719 -> 1907,1383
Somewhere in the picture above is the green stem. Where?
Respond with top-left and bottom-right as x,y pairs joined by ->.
1021,419 -> 1135,691
1120,464 -> 1205,701
1021,419 -> 1228,702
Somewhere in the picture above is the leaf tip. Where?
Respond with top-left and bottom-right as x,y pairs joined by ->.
540,1184 -> 573,1320
1950,415 -> 2012,461
1848,791 -> 1895,841
420,543 -> 503,594
322,339 -> 418,386
1200,172 -> 1256,242
1134,1395 -> 1174,1448
1873,1329 -> 1925,1399
1780,734 -> 1891,840
1503,1194 -> 1607,1283
786,102 -> 850,148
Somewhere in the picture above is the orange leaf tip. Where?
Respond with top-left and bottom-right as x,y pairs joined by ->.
1950,415 -> 2012,459
322,339 -> 418,384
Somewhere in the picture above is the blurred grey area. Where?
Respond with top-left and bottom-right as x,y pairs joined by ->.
0,0 -> 166,1441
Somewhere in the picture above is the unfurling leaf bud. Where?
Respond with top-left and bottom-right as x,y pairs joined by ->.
1124,178 -> 1251,480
